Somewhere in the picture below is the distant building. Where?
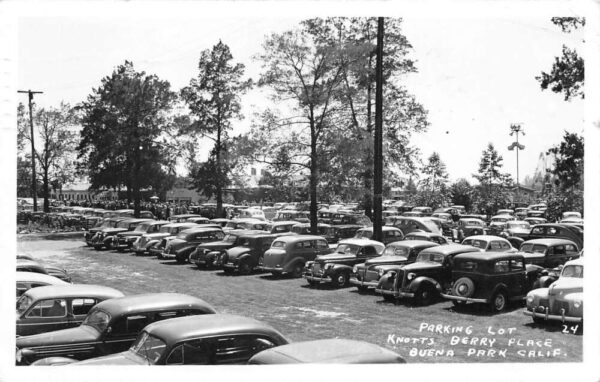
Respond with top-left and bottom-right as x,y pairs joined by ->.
50,180 -> 118,201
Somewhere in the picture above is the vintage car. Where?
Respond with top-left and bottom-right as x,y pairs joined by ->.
83,217 -> 127,246
330,212 -> 372,226
143,223 -> 199,258
518,238 -> 580,268
524,258 -> 583,324
162,227 -> 225,263
16,272 -> 69,298
526,210 -> 547,219
223,218 -> 268,231
262,221 -> 298,234
273,210 -> 310,223
502,220 -> 531,239
188,229 -> 265,269
487,214 -> 516,236
90,218 -> 153,250
496,209 -> 514,216
559,217 -> 584,229
562,211 -> 581,220
186,217 -> 210,224
16,259 -> 72,283
431,212 -> 454,235
452,218 -> 486,242
353,226 -> 404,245
290,222 -> 331,236
248,339 -> 405,364
16,293 -> 217,365
168,214 -> 202,223
405,231 -> 449,245
350,240 -> 439,292
514,207 -> 529,220
258,235 -> 332,277
461,235 -> 516,252
524,217 -> 547,226
69,314 -> 288,365
322,224 -> 363,244
237,208 -> 267,221
113,220 -> 170,252
16,285 -> 124,336
375,244 -> 481,304
441,252 -> 543,312
219,233 -> 284,275
411,206 -> 433,216
527,223 -> 583,250
303,239 -> 385,288
209,218 -> 231,227
401,211 -> 425,218
450,205 -> 466,215
385,216 -> 441,236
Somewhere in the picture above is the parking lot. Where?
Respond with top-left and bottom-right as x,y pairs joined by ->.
17,234 -> 582,363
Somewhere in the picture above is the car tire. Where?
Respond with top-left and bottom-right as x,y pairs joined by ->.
532,316 -> 545,325
453,277 -> 475,298
357,286 -> 369,294
238,260 -> 252,276
383,294 -> 395,302
290,263 -> 304,278
452,300 -> 466,308
106,241 -> 114,250
331,272 -> 349,288
222,268 -> 235,275
490,290 -> 507,312
307,279 -> 318,287
414,285 -> 435,306
271,271 -> 282,278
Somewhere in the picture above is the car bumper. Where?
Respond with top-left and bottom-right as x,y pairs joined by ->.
349,278 -> 378,288
257,266 -> 283,273
441,294 -> 487,304
162,253 -> 176,259
303,273 -> 332,283
524,308 -> 583,323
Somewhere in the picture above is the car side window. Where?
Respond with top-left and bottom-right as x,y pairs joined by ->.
565,244 -> 577,253
72,298 -> 97,316
547,227 -> 557,235
531,227 -> 543,235
167,339 -> 214,365
316,240 -> 328,249
500,242 -> 511,250
552,245 -> 565,256
510,259 -> 524,271
111,314 -> 149,336
213,335 -> 277,365
27,299 -> 67,318
493,260 -> 510,273
490,241 -> 502,250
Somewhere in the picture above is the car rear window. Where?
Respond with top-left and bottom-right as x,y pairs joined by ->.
416,252 -> 444,264
383,246 -> 408,256
456,261 -> 478,271
520,243 -> 546,253
463,239 -> 487,249
562,265 -> 583,278
271,241 -> 286,249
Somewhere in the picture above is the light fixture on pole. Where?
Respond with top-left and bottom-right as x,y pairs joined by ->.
508,123 -> 525,205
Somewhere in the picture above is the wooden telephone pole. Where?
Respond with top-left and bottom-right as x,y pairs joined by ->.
373,17 -> 384,242
18,89 -> 43,211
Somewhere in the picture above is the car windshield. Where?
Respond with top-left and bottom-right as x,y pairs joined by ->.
405,235 -> 424,241
355,230 -> 372,239
238,237 -> 252,247
117,221 -> 130,228
561,265 -> 583,278
223,234 -> 238,243
159,226 -> 172,233
520,243 -> 547,254
463,220 -> 483,227
383,246 -> 408,256
130,331 -> 167,364
134,223 -> 151,232
335,244 -> 360,255
97,220 -> 110,228
16,295 -> 33,315
416,252 -> 445,264
492,217 -> 508,223
508,222 -> 530,230
82,309 -> 111,333
271,241 -> 285,248
422,221 -> 440,232
462,239 -> 488,249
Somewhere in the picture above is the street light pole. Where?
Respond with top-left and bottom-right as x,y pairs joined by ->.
18,89 -> 43,212
508,123 -> 525,206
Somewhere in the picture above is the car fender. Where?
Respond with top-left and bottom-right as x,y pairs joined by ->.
409,276 -> 441,293
329,263 -> 353,273
102,236 -> 114,246
283,256 -> 308,272
236,251 -> 255,263
145,239 -> 160,249
537,275 -> 558,288
490,283 -> 509,299
176,245 -> 197,256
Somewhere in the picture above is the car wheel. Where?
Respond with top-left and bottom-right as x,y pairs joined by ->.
307,279 -> 318,287
106,241 -> 114,250
331,272 -> 349,288
490,290 -> 507,312
357,286 -> 369,294
156,253 -> 163,260
452,300 -> 466,308
383,294 -> 395,302
414,285 -> 435,306
176,256 -> 186,264
222,268 -> 235,275
290,263 -> 304,278
453,277 -> 475,298
532,316 -> 545,325
238,260 -> 252,276
271,271 -> 282,278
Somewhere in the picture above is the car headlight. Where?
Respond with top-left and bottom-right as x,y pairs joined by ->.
324,263 -> 334,270
16,348 -> 22,363
573,300 -> 582,309
352,266 -> 358,273
407,273 -> 416,281
527,296 -> 534,304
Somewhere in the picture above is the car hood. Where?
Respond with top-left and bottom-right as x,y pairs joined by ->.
549,277 -> 583,296
507,228 -> 530,235
519,252 -> 545,260
118,231 -> 143,237
75,350 -> 147,365
197,241 -> 233,251
17,325 -> 99,349
100,228 -> 128,234
315,253 -> 357,263
402,261 -> 442,272
365,256 -> 409,266
166,238 -> 188,248
227,246 -> 252,260
144,233 -> 170,240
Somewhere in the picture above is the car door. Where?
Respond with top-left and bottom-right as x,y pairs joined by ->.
547,245 -> 566,268
508,258 -> 527,296
101,313 -> 151,355
17,298 -> 70,336
70,298 -> 100,326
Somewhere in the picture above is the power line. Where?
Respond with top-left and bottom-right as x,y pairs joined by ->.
17,89 -> 43,212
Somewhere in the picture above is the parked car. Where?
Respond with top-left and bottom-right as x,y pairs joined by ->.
405,231 -> 449,245
113,220 -> 170,252
526,223 -> 583,250
83,217 -> 127,246
441,252 -> 544,312
16,285 -> 124,336
562,211 -> 581,219
514,207 -> 528,220
188,229 -> 265,269
258,235 -> 332,277
219,233 -> 285,275
385,216 -> 441,236
210,218 -> 231,227
237,208 -> 267,221
354,226 -> 404,245
559,217 -> 584,229
524,217 -> 547,226
526,210 -> 547,219
70,314 -> 288,365
303,239 -> 385,288
518,238 -> 580,268
502,220 -> 531,239
431,212 -> 454,235
144,223 -> 199,258
452,218 -> 486,242
162,227 -> 225,263
290,223 -> 331,236
487,214 -> 516,236
322,224 -> 363,244
261,221 -> 298,234
524,258 -> 583,324
330,212 -> 372,226
16,272 -> 69,299
16,293 -> 217,365
16,259 -> 72,283
168,214 -> 202,223
273,210 -> 310,223
496,209 -> 514,216
90,218 -> 153,250
411,206 -> 433,216
248,339 -> 405,364
461,235 -> 516,252
350,240 -> 439,292
375,244 -> 481,305
223,218 -> 268,231
186,217 -> 211,224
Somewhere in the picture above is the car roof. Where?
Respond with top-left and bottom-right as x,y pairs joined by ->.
454,251 -> 524,262
119,218 -> 154,224
272,235 -> 326,243
162,222 -> 198,228
93,293 -> 216,316
522,238 -> 577,246
146,220 -> 170,225
145,314 -> 287,347
338,238 -> 385,248
292,223 -> 331,227
249,339 -> 404,364
358,226 -> 400,232
22,284 -> 124,300
16,259 -> 44,267
420,244 -> 480,256
270,220 -> 300,226
386,240 -> 439,249
564,258 -> 583,267
406,231 -> 441,237
506,220 -> 530,224
181,226 -> 223,234
463,235 -> 510,242
16,272 -> 69,284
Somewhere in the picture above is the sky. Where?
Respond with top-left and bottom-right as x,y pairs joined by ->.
16,11 -> 585,184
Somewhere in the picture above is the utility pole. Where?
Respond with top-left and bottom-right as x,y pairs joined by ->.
508,123 -> 525,207
373,17 -> 384,242
18,89 -> 43,212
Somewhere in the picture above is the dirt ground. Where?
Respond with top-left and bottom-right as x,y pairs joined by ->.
17,235 -> 583,363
